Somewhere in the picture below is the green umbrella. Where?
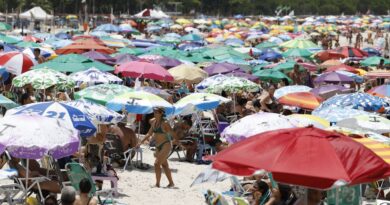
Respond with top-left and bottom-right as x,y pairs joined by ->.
255,41 -> 278,49
115,47 -> 146,56
205,76 -> 260,93
282,48 -> 312,58
16,41 -> 41,48
0,34 -> 21,44
33,54 -> 114,73
160,36 -> 181,44
279,39 -> 320,49
273,61 -> 305,73
360,56 -> 390,67
253,69 -> 292,83
12,68 -> 75,90
74,84 -> 133,105
181,33 -> 203,41
251,64 -> 270,73
203,47 -> 251,60
0,94 -> 19,109
0,22 -> 12,31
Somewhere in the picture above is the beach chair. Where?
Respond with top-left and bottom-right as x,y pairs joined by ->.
232,197 -> 250,205
65,162 -> 117,204
0,169 -> 25,204
205,190 -> 230,205
223,176 -> 252,197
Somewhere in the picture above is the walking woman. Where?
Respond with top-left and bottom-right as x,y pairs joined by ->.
137,107 -> 175,188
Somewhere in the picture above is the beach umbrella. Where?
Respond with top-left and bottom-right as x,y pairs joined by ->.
253,69 -> 292,83
15,41 -> 41,48
45,39 -> 73,49
12,68 -> 75,90
205,76 -> 260,93
181,33 -> 203,42
274,85 -> 312,99
337,115 -> 390,134
279,38 -> 320,49
326,64 -> 357,73
81,50 -> 115,64
315,51 -> 345,61
112,53 -> 140,64
65,99 -> 124,124
312,106 -> 373,122
168,64 -> 208,84
22,47 -> 55,59
330,46 -> 368,58
6,102 -> 97,137
204,63 -> 244,76
221,112 -> 299,143
115,61 -> 174,82
212,127 -> 390,189
55,32 -> 72,40
282,48 -> 312,58
190,165 -> 229,187
56,38 -> 115,55
320,59 -> 342,68
259,50 -> 282,61
0,94 -> 19,109
287,114 -> 330,129
0,43 -> 21,52
33,54 -> 114,73
363,47 -> 381,56
273,61 -> 305,73
174,93 -> 230,116
255,41 -> 278,49
278,92 -> 323,110
106,91 -> 174,115
196,74 -> 230,91
314,72 -> 354,84
135,86 -> 171,99
335,71 -> 364,83
151,56 -> 182,69
319,92 -> 388,112
0,22 -> 11,31
0,34 -> 21,44
360,56 -> 390,67
94,24 -> 120,33
69,67 -> 122,87
0,115 -> 79,159
74,84 -> 133,105
224,71 -> 258,81
367,84 -> 390,97
310,85 -> 348,97
0,51 -> 36,75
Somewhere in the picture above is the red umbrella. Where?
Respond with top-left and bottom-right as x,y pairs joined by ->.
278,92 -> 323,110
115,61 -> 174,82
0,51 -> 36,75
315,51 -> 345,61
212,127 -> 390,189
56,38 -> 114,55
326,64 -> 357,73
330,46 -> 368,58
23,35 -> 42,43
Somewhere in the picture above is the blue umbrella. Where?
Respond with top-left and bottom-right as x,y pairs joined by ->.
0,43 -> 21,52
319,92 -> 388,112
363,47 -> 381,56
225,38 -> 244,47
259,50 -> 282,61
6,102 -> 97,137
146,26 -> 162,32
55,32 -> 72,39
335,71 -> 364,83
45,39 -> 73,49
0,94 -> 18,109
0,68 -> 9,83
312,106 -> 372,122
94,24 -> 120,33
33,33 -> 55,40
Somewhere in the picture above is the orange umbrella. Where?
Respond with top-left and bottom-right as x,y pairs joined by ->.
56,38 -> 115,55
278,92 -> 323,110
320,59 -> 342,68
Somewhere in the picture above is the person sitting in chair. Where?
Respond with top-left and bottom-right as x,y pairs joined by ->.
173,116 -> 197,162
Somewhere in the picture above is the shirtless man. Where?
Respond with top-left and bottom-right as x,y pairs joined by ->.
110,122 -> 138,153
172,117 -> 197,162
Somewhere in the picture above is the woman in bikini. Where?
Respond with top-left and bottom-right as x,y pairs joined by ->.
137,107 -> 176,188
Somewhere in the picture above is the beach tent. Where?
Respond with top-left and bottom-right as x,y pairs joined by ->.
134,9 -> 169,19
20,7 -> 53,20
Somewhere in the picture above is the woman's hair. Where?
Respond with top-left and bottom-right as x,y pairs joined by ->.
237,97 -> 248,106
256,180 -> 270,194
278,184 -> 293,201
253,99 -> 261,108
79,178 -> 92,194
20,92 -> 30,105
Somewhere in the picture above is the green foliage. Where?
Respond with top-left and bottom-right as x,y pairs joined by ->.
0,0 -> 389,15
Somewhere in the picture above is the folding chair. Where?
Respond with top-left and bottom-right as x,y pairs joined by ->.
65,162 -> 117,203
232,197 -> 250,205
0,169 -> 25,205
205,190 -> 230,205
223,176 -> 253,197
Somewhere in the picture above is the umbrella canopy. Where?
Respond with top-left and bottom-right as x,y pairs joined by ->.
221,112 -> 299,143
181,33 -> 203,42
329,46 -> 368,58
112,53 -> 140,64
115,61 -> 174,82
205,76 -> 260,93
190,165 -> 229,187
282,48 -> 312,58
204,63 -> 244,76
0,22 -> 11,31
314,72 -> 354,84
312,106 -> 373,122
279,38 -> 320,49
310,85 -> 348,97
94,24 -> 120,33
255,41 -> 278,49
6,102 -> 96,137
368,84 -> 390,97
65,99 -> 124,124
69,67 -> 122,87
337,115 -> 390,134
81,50 -> 115,64
196,74 -> 229,91
33,54 -> 114,73
74,84 -> 133,105
278,92 -> 323,110
259,50 -> 282,61
0,94 -> 19,109
135,86 -> 171,99
253,69 -> 292,83
212,127 -> 390,189
151,56 -> 182,69
15,41 -> 41,48
320,59 -> 342,68
326,64 -> 357,73
360,56 -> 390,67
12,68 -> 75,90
0,34 -> 21,44
0,51 -> 36,75
224,71 -> 258,81
106,91 -> 174,115
0,115 -> 79,159
56,38 -> 115,55
315,51 -> 345,61
174,93 -> 230,115
287,114 -> 330,129
168,64 -> 208,84
320,92 -> 388,112
274,85 -> 312,99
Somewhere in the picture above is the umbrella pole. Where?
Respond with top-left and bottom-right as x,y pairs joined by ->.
25,159 -> 29,196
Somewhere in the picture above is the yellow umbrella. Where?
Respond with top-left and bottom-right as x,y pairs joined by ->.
289,114 -> 330,129
354,138 -> 390,164
66,15 -> 78,19
176,18 -> 191,25
355,68 -> 367,76
168,64 -> 208,84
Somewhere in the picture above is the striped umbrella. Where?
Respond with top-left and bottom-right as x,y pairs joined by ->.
69,67 -> 123,87
0,51 -> 36,75
319,92 -> 388,112
106,91 -> 174,115
74,84 -> 133,105
274,85 -> 312,99
279,39 -> 320,49
174,93 -> 230,115
330,46 -> 368,58
12,68 -> 75,90
278,92 -> 323,110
